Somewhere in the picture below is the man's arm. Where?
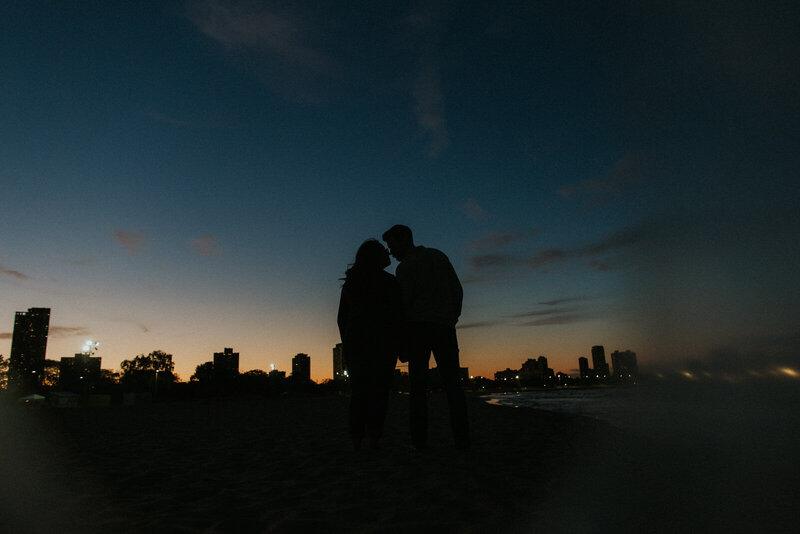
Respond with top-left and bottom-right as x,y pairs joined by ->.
337,287 -> 349,342
447,260 -> 463,321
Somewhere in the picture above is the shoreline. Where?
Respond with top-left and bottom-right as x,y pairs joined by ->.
1,393 -> 796,533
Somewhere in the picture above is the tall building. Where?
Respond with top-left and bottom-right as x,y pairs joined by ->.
213,347 -> 239,379
59,352 -> 102,393
591,345 -> 610,377
9,307 -> 50,391
332,343 -> 347,381
292,353 -> 311,382
578,357 -> 590,380
611,350 -> 639,380
519,357 -> 554,386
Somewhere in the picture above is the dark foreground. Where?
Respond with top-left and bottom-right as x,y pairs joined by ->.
0,393 -> 796,533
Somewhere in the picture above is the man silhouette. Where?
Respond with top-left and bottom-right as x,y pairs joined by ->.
382,225 -> 469,450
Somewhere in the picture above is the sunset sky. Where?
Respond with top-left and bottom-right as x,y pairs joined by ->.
2,1 -> 798,381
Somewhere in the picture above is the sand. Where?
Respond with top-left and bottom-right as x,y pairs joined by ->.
1,392 -> 796,533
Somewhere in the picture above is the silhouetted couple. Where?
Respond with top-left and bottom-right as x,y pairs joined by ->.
337,225 -> 469,451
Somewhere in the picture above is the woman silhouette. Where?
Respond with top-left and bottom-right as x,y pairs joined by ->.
337,239 -> 402,450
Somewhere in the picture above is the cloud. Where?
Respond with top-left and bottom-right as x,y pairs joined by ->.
516,313 -> 591,327
558,154 -> 645,205
461,199 -> 488,221
538,297 -> 588,306
113,230 -> 145,256
413,56 -> 449,156
468,228 -> 540,250
187,0 -> 332,100
189,235 -> 222,257
467,223 -> 649,275
587,261 -> 615,272
0,265 -> 30,280
405,4 -> 450,157
460,301 -> 593,330
49,326 -> 90,338
508,307 -> 575,318
457,320 -> 502,329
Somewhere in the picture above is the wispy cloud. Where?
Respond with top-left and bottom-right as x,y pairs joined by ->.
414,56 -> 449,156
468,228 -> 540,250
456,320 -> 502,330
0,265 -> 30,280
538,297 -> 589,306
113,230 -> 145,256
517,313 -> 590,327
189,235 -> 222,257
468,224 -> 648,274
459,299 -> 593,330
113,318 -> 150,333
187,0 -> 332,100
558,154 -> 645,205
461,199 -> 488,221
406,4 -> 450,157
508,307 -> 576,318
49,326 -> 90,338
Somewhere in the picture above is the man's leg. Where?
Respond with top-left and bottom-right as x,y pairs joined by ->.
431,325 -> 470,449
407,325 -> 431,449
345,353 -> 368,447
367,354 -> 396,443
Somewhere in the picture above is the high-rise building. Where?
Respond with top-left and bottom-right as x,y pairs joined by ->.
611,350 -> 639,380
59,352 -> 102,393
578,357 -> 590,380
591,345 -> 610,377
213,347 -> 239,379
292,353 -> 311,382
519,356 -> 554,386
332,343 -> 347,381
9,307 -> 50,391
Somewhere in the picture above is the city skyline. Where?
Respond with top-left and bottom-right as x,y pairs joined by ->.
5,306 -> 643,382
2,2 -> 798,381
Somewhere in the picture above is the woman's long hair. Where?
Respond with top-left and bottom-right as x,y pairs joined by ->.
343,239 -> 387,288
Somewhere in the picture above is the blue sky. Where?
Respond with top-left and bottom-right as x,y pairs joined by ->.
2,1 -> 798,380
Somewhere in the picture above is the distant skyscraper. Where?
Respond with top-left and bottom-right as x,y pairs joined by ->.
578,357 -> 590,380
591,345 -> 610,377
213,347 -> 239,379
59,352 -> 102,393
9,307 -> 50,390
292,353 -> 311,382
519,356 -> 554,386
332,343 -> 347,381
611,350 -> 639,380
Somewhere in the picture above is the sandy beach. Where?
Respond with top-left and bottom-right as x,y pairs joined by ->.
1,392 -> 796,533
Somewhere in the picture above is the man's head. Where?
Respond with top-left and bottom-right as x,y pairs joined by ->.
382,224 -> 414,261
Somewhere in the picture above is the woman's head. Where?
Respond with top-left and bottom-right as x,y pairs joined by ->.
352,239 -> 390,271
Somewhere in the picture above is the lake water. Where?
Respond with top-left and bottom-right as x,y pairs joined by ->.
485,381 -> 800,456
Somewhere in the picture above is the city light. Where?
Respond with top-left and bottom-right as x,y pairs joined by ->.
779,367 -> 798,378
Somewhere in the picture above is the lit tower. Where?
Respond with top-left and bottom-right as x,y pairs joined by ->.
578,357 -> 590,380
591,345 -> 610,378
332,343 -> 347,381
292,353 -> 311,382
9,307 -> 50,391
